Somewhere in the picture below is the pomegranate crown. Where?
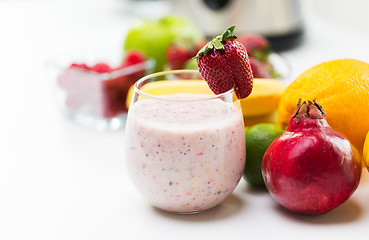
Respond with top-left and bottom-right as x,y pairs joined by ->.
292,98 -> 326,122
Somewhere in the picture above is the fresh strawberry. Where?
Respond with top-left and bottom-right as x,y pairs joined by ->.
120,51 -> 147,92
166,43 -> 193,70
237,33 -> 271,61
195,26 -> 253,99
114,51 -> 147,78
70,63 -> 90,70
91,63 -> 111,73
166,44 -> 194,70
122,50 -> 146,67
166,40 -> 207,70
249,57 -> 273,78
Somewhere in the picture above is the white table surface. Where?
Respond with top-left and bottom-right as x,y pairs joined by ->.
1,0 -> 369,239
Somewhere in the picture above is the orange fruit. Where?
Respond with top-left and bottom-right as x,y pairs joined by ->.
278,59 -> 369,154
364,131 -> 369,171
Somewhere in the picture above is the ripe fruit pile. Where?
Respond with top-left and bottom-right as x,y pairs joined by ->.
57,51 -> 147,118
126,22 -> 369,217
193,26 -> 363,215
242,58 -> 369,216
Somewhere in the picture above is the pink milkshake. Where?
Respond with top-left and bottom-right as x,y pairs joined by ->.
124,71 -> 246,213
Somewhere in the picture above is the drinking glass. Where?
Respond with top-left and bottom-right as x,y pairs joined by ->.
124,70 -> 245,213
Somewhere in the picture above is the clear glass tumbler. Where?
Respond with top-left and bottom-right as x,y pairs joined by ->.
124,70 -> 246,213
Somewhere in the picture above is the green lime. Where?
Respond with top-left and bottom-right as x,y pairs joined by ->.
244,123 -> 284,187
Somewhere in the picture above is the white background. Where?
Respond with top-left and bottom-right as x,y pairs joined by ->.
1,0 -> 369,239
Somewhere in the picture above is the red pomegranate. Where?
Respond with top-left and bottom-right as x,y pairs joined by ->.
262,99 -> 362,215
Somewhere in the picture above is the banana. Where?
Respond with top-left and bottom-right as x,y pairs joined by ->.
240,79 -> 287,117
125,78 -> 287,121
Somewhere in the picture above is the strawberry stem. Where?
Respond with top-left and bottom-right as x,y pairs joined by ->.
194,25 -> 238,59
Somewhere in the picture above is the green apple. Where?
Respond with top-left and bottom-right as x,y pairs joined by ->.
184,58 -> 198,70
124,15 -> 204,72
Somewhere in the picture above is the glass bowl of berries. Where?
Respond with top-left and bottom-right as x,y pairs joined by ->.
46,51 -> 155,131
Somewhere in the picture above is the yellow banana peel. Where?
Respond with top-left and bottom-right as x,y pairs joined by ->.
240,79 -> 287,117
125,78 -> 287,120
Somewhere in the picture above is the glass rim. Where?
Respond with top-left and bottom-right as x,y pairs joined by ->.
133,69 -> 235,102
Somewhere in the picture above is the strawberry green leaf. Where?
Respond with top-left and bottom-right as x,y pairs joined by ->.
212,38 -> 224,50
252,47 -> 272,62
220,25 -> 237,41
194,25 -> 238,60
